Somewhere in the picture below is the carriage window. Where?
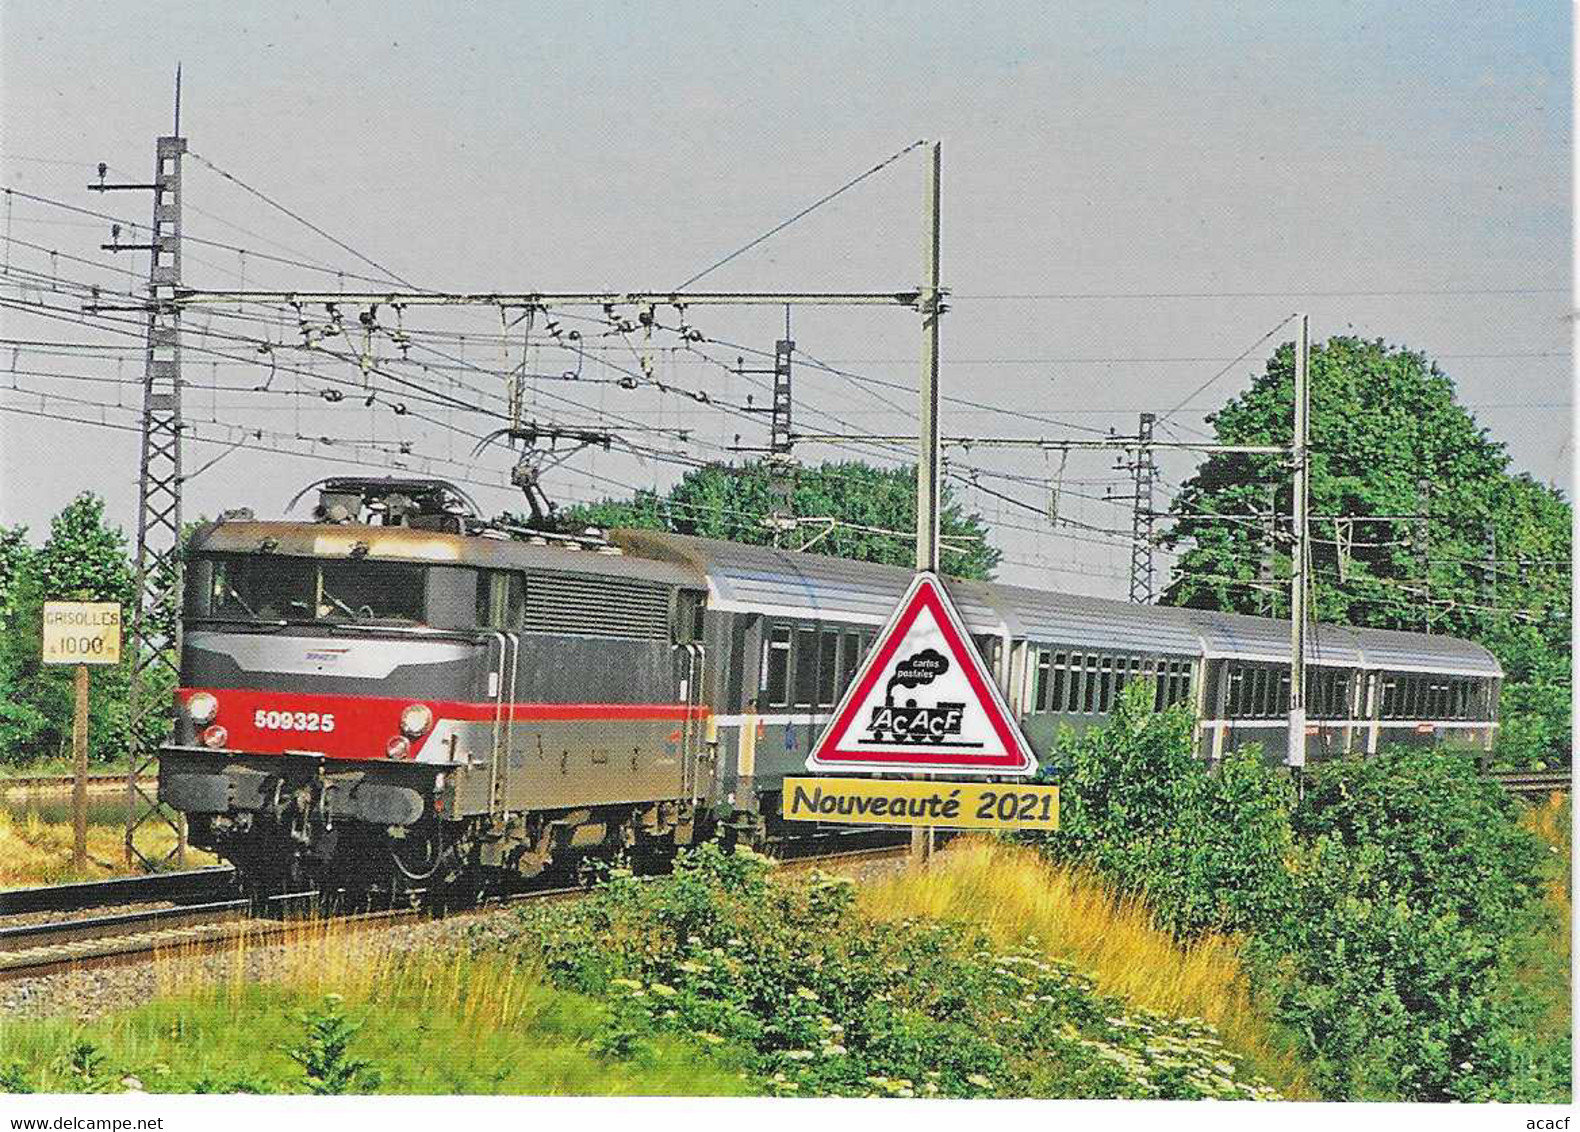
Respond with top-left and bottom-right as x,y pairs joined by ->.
839,632 -> 862,693
1249,668 -> 1267,717
794,627 -> 819,706
1335,672 -> 1347,717
1175,662 -> 1192,709
1050,653 -> 1068,713
1097,657 -> 1115,713
817,630 -> 840,708
1034,651 -> 1052,712
763,626 -> 791,707
673,590 -> 704,643
1276,671 -> 1291,715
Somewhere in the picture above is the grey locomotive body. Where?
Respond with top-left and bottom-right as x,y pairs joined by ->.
159,479 -> 1502,892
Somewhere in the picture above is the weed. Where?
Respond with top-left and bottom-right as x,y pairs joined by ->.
62,1039 -> 111,1093
282,994 -> 381,1095
470,841 -> 1280,1100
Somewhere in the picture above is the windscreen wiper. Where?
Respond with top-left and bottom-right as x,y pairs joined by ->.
186,616 -> 291,630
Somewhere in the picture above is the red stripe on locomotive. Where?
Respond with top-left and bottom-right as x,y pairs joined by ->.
178,687 -> 710,761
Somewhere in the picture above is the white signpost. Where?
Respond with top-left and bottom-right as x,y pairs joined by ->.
41,601 -> 122,869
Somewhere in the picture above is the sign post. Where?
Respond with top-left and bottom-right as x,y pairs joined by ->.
72,665 -> 89,869
914,140 -> 944,863
789,140 -> 1054,850
42,601 -> 123,871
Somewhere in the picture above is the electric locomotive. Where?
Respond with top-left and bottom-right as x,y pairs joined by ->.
161,478 -> 714,893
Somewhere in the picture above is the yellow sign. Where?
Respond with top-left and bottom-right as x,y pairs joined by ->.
42,601 -> 122,666
782,776 -> 1058,832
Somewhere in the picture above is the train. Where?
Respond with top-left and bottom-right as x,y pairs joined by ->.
157,477 -> 1501,893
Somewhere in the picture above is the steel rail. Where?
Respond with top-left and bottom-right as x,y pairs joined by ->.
0,839 -> 911,982
1486,768 -> 1571,801
0,867 -> 238,917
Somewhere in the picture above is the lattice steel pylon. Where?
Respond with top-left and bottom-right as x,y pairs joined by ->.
766,338 -> 796,544
1127,412 -> 1157,603
123,131 -> 188,868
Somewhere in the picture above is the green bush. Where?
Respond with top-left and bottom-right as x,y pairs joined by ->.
1257,835 -> 1525,1100
1030,696 -> 1561,1102
282,995 -> 382,1095
1032,683 -> 1295,939
465,843 -> 1278,1100
1290,747 -> 1541,935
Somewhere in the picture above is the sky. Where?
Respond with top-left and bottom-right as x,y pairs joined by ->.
0,0 -> 1570,598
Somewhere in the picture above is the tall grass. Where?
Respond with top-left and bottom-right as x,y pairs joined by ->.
1504,791 -> 1572,1075
1,916 -> 751,1095
1522,791 -> 1571,908
0,807 -> 212,888
857,837 -> 1307,1095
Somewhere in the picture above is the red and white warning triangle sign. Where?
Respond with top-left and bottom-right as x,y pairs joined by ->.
807,572 -> 1037,777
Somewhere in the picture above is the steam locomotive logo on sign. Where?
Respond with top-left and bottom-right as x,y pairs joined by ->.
865,648 -> 976,747
807,573 -> 1036,776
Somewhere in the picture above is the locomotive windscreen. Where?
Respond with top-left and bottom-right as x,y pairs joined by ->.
190,554 -> 428,625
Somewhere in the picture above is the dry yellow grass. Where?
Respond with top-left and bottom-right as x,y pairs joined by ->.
156,915 -> 546,1034
1522,791 -> 1572,904
857,837 -> 1306,1095
0,806 -> 214,887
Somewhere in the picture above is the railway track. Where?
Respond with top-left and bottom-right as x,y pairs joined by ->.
1,775 -> 126,790
1487,768 -> 1571,802
0,839 -> 911,982
0,866 -> 238,917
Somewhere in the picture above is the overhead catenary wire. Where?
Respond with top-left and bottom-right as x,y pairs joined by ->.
186,151 -> 418,289
673,139 -> 928,290
3,153 -> 1566,615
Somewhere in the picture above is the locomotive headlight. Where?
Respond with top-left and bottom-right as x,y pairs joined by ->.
385,735 -> 413,760
186,691 -> 219,726
201,725 -> 228,749
399,703 -> 433,738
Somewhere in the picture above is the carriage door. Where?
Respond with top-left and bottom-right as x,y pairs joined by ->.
972,634 -> 1005,693
673,590 -> 707,804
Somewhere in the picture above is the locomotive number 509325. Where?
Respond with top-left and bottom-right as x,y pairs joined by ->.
254,709 -> 336,732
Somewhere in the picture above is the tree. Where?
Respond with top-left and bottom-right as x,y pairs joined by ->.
0,494 -> 138,767
1161,336 -> 1571,765
33,494 -> 137,607
557,459 -> 1002,580
0,524 -> 30,606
